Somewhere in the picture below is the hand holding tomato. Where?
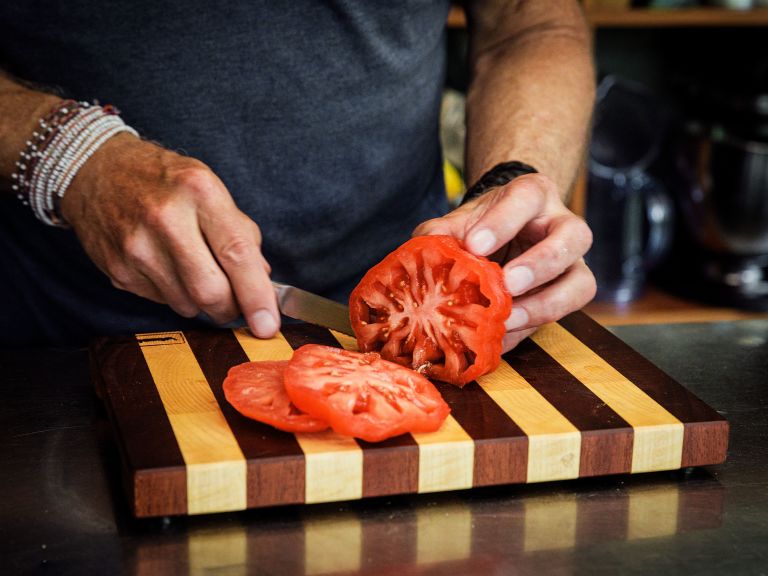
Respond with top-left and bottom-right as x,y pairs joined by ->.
413,173 -> 596,352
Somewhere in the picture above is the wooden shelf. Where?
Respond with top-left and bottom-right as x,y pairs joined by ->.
447,6 -> 768,28
588,7 -> 768,27
583,285 -> 768,326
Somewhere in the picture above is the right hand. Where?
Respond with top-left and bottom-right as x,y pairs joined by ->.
60,133 -> 280,338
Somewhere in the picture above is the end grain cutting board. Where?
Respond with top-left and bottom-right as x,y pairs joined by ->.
90,311 -> 728,518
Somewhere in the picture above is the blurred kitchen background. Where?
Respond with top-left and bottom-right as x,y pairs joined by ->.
441,1 -> 768,324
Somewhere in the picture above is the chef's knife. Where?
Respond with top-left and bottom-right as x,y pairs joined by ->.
271,281 -> 354,336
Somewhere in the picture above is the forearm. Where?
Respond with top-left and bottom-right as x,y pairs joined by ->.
464,0 -> 595,198
0,72 -> 61,192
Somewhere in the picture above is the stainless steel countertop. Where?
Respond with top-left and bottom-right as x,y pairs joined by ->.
2,320 -> 767,575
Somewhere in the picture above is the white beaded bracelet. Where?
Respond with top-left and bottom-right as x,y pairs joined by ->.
13,101 -> 138,227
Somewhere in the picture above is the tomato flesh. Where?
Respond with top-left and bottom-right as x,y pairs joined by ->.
349,235 -> 511,386
284,344 -> 450,442
223,361 -> 329,433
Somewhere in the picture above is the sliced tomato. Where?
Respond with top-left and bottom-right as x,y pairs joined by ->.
223,361 -> 329,433
349,235 -> 512,386
283,344 -> 450,442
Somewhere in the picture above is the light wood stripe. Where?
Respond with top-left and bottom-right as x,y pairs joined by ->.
412,417 -> 474,493
138,333 -> 246,514
532,323 -> 684,472
232,327 -> 296,361
331,330 -> 474,493
477,360 -> 581,483
329,330 -> 358,351
234,328 -> 364,504
295,430 -> 363,503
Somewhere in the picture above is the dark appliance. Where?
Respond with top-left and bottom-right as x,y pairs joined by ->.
585,76 -> 674,303
663,91 -> 768,309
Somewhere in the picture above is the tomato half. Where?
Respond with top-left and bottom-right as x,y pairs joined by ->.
283,344 -> 450,442
349,235 -> 512,386
223,361 -> 329,433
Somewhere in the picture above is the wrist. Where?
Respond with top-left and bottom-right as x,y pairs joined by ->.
460,160 -> 538,206
60,131 -> 141,225
10,100 -> 138,226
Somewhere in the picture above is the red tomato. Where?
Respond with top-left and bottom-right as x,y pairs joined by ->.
283,344 -> 450,442
349,235 -> 512,386
223,361 -> 329,433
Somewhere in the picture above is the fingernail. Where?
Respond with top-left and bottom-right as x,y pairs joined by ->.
505,266 -> 534,296
250,309 -> 278,339
505,307 -> 530,331
468,228 -> 496,255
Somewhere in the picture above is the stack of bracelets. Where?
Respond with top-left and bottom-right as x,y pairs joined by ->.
10,99 -> 138,227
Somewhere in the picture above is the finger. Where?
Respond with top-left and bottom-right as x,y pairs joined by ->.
502,327 -> 537,354
412,213 -> 463,238
159,211 -> 240,324
108,262 -> 166,306
121,230 -> 200,317
501,215 -> 593,296
203,213 -> 279,339
503,259 -> 596,331
463,174 -> 551,256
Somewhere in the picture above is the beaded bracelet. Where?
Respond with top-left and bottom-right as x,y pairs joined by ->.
10,100 -> 138,227
460,160 -> 538,206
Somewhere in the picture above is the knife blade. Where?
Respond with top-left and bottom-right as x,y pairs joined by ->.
271,281 -> 354,336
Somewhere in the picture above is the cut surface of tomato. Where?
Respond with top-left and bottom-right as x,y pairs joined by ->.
349,235 -> 512,386
283,344 -> 450,442
223,360 -> 329,433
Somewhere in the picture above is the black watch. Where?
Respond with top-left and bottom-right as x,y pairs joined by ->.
460,160 -> 538,206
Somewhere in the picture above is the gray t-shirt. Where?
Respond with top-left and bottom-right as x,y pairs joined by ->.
0,0 -> 450,345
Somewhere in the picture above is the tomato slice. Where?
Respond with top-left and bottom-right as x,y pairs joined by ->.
223,361 -> 329,433
283,344 -> 450,442
349,235 -> 512,386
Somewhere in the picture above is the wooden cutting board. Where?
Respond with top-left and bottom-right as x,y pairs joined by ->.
90,311 -> 728,518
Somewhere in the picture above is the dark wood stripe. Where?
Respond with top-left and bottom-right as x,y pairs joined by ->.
505,339 -> 634,477
90,336 -> 187,517
280,323 -> 420,497
437,380 -> 529,487
184,329 -> 306,508
558,312 -> 729,467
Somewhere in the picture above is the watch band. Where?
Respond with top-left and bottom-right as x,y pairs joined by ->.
460,160 -> 538,206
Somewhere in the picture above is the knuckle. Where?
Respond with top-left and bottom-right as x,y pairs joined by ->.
121,235 -> 153,269
188,280 -> 231,311
108,266 -> 132,291
144,202 -> 177,233
578,262 -> 598,303
539,241 -> 568,268
217,235 -> 255,268
172,165 -> 224,206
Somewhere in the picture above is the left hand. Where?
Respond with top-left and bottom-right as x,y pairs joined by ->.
413,173 -> 596,352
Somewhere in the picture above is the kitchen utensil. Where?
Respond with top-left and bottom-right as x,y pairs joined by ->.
586,76 -> 674,303
91,312 -> 728,518
272,281 -> 353,335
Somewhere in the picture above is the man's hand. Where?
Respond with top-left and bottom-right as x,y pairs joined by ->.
60,133 -> 280,338
413,173 -> 596,352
